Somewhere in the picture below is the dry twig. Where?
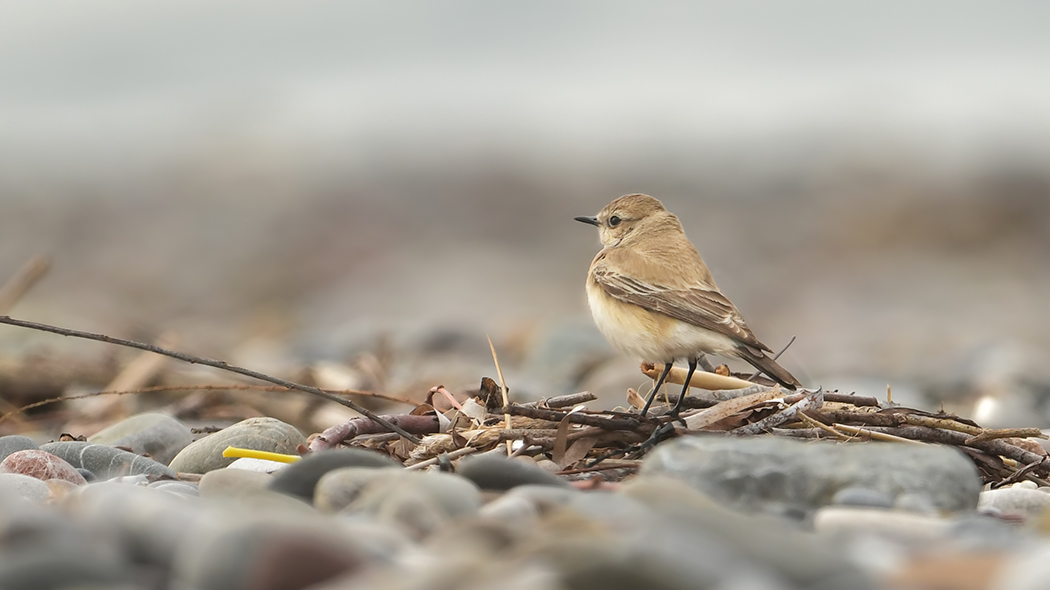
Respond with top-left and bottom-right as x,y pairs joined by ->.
0,315 -> 422,443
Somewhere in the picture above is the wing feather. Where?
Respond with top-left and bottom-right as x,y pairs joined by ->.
593,265 -> 772,353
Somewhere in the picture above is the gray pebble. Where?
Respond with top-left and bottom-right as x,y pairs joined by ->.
0,435 -> 38,462
978,487 -> 1050,519
168,417 -> 305,475
0,473 -> 49,503
41,441 -> 175,479
894,492 -> 939,514
89,412 -> 194,465
199,468 -> 272,498
347,471 -> 482,518
314,467 -> 398,513
69,482 -> 207,570
456,454 -> 570,491
832,487 -> 895,509
173,517 -> 366,590
642,436 -> 982,518
148,481 -> 199,497
268,448 -> 399,502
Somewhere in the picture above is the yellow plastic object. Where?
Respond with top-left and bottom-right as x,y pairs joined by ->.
222,446 -> 302,464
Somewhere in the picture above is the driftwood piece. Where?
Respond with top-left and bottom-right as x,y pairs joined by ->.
731,388 -> 823,436
309,414 -> 440,452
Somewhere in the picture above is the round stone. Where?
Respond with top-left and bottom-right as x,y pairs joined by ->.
456,454 -> 570,491
89,413 -> 194,465
0,435 -> 39,462
831,487 -> 894,509
40,441 -> 176,479
168,417 -> 305,475
0,473 -> 50,503
199,468 -> 272,498
0,450 -> 87,485
268,448 -> 400,502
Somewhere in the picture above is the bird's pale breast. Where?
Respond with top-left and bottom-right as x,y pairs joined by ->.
586,275 -> 739,362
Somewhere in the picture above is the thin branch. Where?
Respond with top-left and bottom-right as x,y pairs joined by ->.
730,388 -> 823,436
503,403 -> 646,431
748,335 -> 796,382
0,383 -> 416,426
404,447 -> 477,471
0,315 -> 422,444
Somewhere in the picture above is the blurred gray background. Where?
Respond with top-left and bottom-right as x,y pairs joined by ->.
2,1 -> 1049,414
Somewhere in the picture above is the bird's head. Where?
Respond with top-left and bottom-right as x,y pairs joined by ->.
574,193 -> 673,247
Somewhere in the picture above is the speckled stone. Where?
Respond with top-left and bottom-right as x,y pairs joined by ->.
40,441 -> 176,479
168,417 -> 305,475
0,450 -> 87,485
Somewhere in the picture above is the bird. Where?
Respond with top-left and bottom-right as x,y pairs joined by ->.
575,193 -> 801,417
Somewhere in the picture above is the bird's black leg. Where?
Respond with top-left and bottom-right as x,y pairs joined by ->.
670,357 -> 698,417
640,361 -> 674,417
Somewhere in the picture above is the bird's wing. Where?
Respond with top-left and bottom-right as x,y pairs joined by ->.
592,264 -> 772,353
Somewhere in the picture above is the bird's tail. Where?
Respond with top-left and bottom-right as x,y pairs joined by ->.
735,347 -> 802,390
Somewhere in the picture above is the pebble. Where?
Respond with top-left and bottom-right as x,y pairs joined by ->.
0,449 -> 87,485
456,453 -> 572,491
319,469 -> 481,539
991,542 -> 1050,590
199,468 -> 272,498
978,487 -> 1050,519
314,467 -> 399,512
0,536 -> 132,590
0,473 -> 50,503
67,482 -> 207,571
832,487 -> 895,509
347,471 -> 481,518
642,436 -> 982,518
148,481 -> 200,497
268,448 -> 399,502
88,412 -> 194,465
0,435 -> 39,462
168,417 -> 305,474
40,440 -> 176,479
173,516 -> 367,590
894,492 -> 939,514
813,507 -> 952,543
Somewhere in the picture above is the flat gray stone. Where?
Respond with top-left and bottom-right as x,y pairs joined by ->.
832,487 -> 894,509
268,448 -> 399,502
641,436 -> 982,518
89,413 -> 194,465
168,417 -> 305,475
199,468 -> 272,498
313,467 -> 395,513
978,486 -> 1050,519
40,441 -> 176,479
0,473 -> 49,503
0,436 -> 38,462
456,454 -> 570,491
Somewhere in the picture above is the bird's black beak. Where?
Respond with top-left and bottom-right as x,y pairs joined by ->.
574,216 -> 600,227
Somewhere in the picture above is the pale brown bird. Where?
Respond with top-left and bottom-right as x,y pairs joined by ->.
575,193 -> 801,416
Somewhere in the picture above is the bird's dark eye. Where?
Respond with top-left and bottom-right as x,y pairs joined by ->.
608,215 -> 621,227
